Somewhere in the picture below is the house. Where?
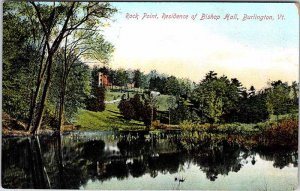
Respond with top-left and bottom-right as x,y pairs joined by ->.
98,72 -> 111,87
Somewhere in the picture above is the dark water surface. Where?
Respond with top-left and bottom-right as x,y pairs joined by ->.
1,131 -> 298,190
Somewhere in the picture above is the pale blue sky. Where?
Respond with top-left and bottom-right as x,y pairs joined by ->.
100,2 -> 299,89
109,2 -> 298,48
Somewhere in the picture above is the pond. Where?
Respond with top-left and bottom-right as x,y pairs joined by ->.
1,131 -> 298,190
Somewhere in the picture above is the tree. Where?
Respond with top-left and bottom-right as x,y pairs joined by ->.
178,78 -> 193,99
3,2 -> 44,121
191,72 -> 242,123
86,87 -> 106,112
237,89 -> 269,123
118,94 -> 157,127
115,68 -> 129,88
165,76 -> 180,96
167,96 -> 177,125
290,81 -> 299,109
266,80 -> 292,120
24,2 -> 116,134
49,54 -> 91,126
149,76 -> 167,93
54,30 -> 113,130
133,69 -> 142,88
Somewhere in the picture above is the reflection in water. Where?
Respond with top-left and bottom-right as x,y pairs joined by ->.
1,131 -> 298,189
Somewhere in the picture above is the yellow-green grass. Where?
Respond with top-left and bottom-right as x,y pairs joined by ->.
74,104 -> 145,131
156,94 -> 174,112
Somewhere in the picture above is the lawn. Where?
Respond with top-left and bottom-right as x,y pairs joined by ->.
105,89 -> 174,112
74,103 -> 146,131
156,94 -> 174,112
105,91 -> 133,101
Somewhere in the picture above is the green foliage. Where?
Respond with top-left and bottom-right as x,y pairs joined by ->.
178,78 -> 193,98
165,76 -> 180,96
190,71 -> 298,124
170,99 -> 199,124
266,80 -> 295,117
236,89 -> 269,123
191,71 -> 241,123
133,69 -> 142,88
2,4 -> 40,120
149,76 -> 167,93
179,120 -> 195,131
49,54 -> 91,122
3,2 -> 116,132
64,63 -> 91,120
118,94 -> 156,126
115,68 -> 130,87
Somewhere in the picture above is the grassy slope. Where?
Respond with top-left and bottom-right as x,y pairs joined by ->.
78,89 -> 296,132
156,94 -> 174,112
106,90 -> 173,112
74,104 -> 145,131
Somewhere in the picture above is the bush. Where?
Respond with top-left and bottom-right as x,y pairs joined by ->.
118,99 -> 136,120
118,94 -> 157,126
217,123 -> 259,135
86,87 -> 106,112
263,118 -> 298,147
179,120 -> 194,131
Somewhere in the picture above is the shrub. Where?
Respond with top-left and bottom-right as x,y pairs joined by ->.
179,120 -> 194,131
118,99 -> 136,120
263,118 -> 298,147
118,94 -> 157,126
86,87 -> 106,112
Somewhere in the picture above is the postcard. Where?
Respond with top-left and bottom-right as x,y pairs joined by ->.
1,1 -> 299,190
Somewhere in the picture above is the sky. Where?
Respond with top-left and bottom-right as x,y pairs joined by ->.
98,2 -> 299,89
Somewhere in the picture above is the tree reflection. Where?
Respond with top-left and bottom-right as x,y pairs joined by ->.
191,142 -> 244,181
1,132 -> 298,189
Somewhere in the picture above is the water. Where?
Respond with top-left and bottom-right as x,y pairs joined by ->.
1,131 -> 298,190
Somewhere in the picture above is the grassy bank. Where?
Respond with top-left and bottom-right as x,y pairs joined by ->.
74,104 -> 145,131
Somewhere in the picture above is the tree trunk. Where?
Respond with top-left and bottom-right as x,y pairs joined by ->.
27,43 -> 48,131
30,55 -> 54,134
58,80 -> 66,132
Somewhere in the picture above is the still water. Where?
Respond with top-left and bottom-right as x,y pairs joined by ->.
2,131 -> 298,190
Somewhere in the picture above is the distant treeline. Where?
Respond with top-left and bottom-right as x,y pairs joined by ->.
97,67 -> 299,124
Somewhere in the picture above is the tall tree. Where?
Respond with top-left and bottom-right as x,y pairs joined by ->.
55,30 -> 113,130
133,69 -> 142,88
25,2 -> 116,134
191,72 -> 242,123
266,80 -> 292,120
165,76 -> 180,96
115,68 -> 130,88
